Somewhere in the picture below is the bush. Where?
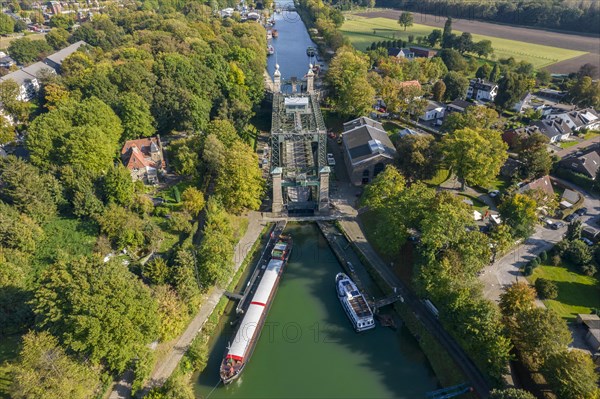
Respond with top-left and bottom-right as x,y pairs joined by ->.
172,186 -> 181,203
539,251 -> 548,262
530,258 -> 539,268
551,254 -> 561,266
154,206 -> 169,217
535,278 -> 558,299
581,263 -> 597,276
523,265 -> 533,276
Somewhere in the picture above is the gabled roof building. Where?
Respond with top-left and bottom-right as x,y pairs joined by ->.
342,117 -> 396,185
121,136 -> 165,184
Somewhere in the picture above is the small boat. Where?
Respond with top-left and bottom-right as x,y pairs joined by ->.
266,30 -> 273,40
267,45 -> 275,55
375,313 -> 397,330
272,29 -> 279,38
306,46 -> 316,57
335,273 -> 375,332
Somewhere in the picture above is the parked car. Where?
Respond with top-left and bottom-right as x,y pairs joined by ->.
551,221 -> 565,230
488,190 -> 500,198
581,237 -> 594,246
575,207 -> 588,216
565,213 -> 580,222
327,153 -> 335,166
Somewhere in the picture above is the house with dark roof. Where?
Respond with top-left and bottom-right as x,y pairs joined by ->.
500,158 -> 523,178
466,78 -> 498,102
445,99 -> 473,114
409,46 -> 437,58
546,108 -> 600,132
532,118 -> 572,143
43,40 -> 87,72
121,136 -> 165,184
576,314 -> 600,353
342,117 -> 396,185
560,150 -> 600,178
387,47 -> 414,59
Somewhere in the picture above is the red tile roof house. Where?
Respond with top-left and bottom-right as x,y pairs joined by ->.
121,136 -> 165,184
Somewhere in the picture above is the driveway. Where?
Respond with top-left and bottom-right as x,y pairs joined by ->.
480,176 -> 599,302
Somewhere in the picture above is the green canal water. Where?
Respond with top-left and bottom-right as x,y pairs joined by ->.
195,223 -> 438,398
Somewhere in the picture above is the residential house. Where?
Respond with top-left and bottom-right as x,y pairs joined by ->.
518,175 -> 554,199
546,108 -> 600,132
560,150 -> 600,178
513,92 -> 532,113
409,46 -> 437,58
342,117 -> 396,185
420,100 -> 445,121
398,128 -> 419,137
399,80 -> 421,91
0,55 -> 15,69
446,99 -> 473,114
121,136 -> 166,184
466,78 -> 498,102
532,118 -> 572,143
43,40 -> 87,72
387,47 -> 414,59
536,88 -> 567,102
500,158 -> 523,179
559,188 -> 580,208
0,69 -> 40,101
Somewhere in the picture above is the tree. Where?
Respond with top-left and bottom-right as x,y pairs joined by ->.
515,132 -> 553,179
489,63 -> 500,82
442,71 -> 469,100
0,13 -> 15,34
32,257 -> 160,373
45,28 -> 70,50
182,187 -> 205,217
536,69 -> 552,86
0,80 -> 33,123
455,32 -> 473,54
215,141 -> 263,214
499,282 -> 536,319
476,64 -> 492,80
489,388 -> 536,399
398,12 -> 413,31
427,29 -> 442,47
535,278 -> 558,299
441,18 -> 453,48
512,307 -> 572,368
438,49 -> 467,72
395,134 -> 440,182
171,248 -> 202,312
142,257 -> 169,285
496,72 -> 534,109
116,92 -> 155,141
154,285 -> 187,341
327,47 -> 375,118
441,106 -> 499,133
103,163 -> 135,206
432,80 -> 446,101
8,37 -> 52,65
569,75 -> 600,108
564,238 -> 592,267
361,165 -> 406,211
578,63 -> 598,79
49,14 -> 74,30
565,220 -> 582,241
473,40 -> 493,58
0,116 -> 16,145
10,331 -> 101,399
0,155 -> 59,223
440,127 -> 508,190
0,202 -> 43,253
499,193 -> 538,239
542,350 -> 599,399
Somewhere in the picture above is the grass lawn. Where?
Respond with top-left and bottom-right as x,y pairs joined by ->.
559,140 -> 579,149
0,33 -> 46,50
457,193 -> 488,213
340,15 -> 586,69
482,176 -> 511,193
528,264 -> 600,320
33,216 -> 97,272
583,131 -> 600,140
424,168 -> 450,186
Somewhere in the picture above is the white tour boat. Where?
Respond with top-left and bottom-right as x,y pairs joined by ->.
335,273 -> 375,332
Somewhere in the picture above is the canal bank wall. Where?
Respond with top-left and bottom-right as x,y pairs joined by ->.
336,219 -> 491,398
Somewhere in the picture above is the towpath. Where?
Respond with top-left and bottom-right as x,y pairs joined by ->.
108,212 -> 267,399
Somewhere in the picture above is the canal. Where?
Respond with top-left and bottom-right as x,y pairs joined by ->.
194,224 -> 438,398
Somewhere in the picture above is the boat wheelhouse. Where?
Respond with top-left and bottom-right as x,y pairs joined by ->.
336,273 -> 375,332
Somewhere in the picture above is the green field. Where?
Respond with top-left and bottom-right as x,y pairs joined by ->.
529,264 -> 600,320
341,15 -> 586,69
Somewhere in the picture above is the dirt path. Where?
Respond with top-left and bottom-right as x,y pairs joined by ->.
355,9 -> 599,72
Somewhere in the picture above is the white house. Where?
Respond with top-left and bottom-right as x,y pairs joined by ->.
421,101 -> 445,121
466,78 -> 498,102
546,108 -> 600,132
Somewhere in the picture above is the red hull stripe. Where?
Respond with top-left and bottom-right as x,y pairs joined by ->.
226,354 -> 244,361
250,301 -> 266,307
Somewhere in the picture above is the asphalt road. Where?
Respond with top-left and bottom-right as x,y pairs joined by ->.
480,176 -> 599,302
